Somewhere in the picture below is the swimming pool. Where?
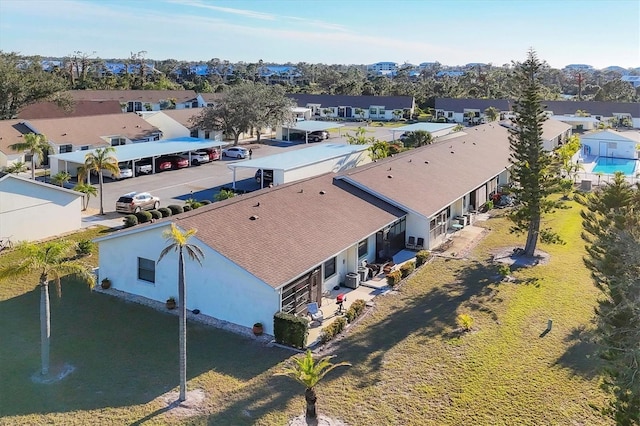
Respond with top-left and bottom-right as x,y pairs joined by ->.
592,157 -> 637,175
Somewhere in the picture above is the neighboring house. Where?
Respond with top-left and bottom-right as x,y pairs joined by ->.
68,90 -> 206,112
0,172 -> 82,242
580,129 -> 640,159
435,98 -> 513,123
550,115 -> 600,131
141,109 -> 224,141
95,120 -> 571,336
621,75 -> 640,88
200,93 -> 224,107
0,120 -> 33,170
286,94 -> 415,120
368,62 -> 398,74
17,100 -> 123,120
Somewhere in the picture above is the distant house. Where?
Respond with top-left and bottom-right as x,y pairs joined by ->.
0,172 -> 82,242
580,130 -> 640,159
68,90 -> 206,112
17,100 -> 123,120
286,94 -> 415,120
141,109 -> 223,141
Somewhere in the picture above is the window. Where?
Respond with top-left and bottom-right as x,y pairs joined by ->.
358,239 -> 368,258
59,144 -> 73,153
204,131 -> 210,139
80,146 -> 89,151
111,137 -> 126,146
190,129 -> 198,138
138,257 -> 155,283
447,112 -> 453,118
379,108 -> 385,116
369,107 -> 377,116
323,257 -> 336,279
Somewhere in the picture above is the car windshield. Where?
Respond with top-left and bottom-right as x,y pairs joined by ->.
117,197 -> 133,203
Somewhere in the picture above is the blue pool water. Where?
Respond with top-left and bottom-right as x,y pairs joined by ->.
592,157 -> 637,175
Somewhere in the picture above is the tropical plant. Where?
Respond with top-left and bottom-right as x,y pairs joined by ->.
72,182 -> 97,211
50,171 -> 71,187
403,130 -> 433,147
8,133 -> 51,180
0,240 -> 95,377
80,147 -> 119,215
354,107 -> 365,121
484,106 -> 500,122
4,161 -> 28,174
368,140 -> 389,161
456,313 -> 474,331
158,223 -> 204,402
214,189 -> 236,201
346,127 -> 375,145
274,350 -> 351,421
452,124 -> 464,132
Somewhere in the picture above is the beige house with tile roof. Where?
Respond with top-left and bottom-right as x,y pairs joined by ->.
68,90 -> 205,112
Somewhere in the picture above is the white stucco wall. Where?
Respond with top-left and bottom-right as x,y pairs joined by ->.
581,132 -> 639,159
0,177 -> 82,242
282,151 -> 371,184
97,225 -> 281,334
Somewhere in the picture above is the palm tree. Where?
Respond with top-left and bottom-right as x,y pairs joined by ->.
51,171 -> 71,187
0,240 -> 95,377
73,182 -> 98,211
404,130 -> 433,148
274,350 -> 351,421
3,161 -> 28,174
81,147 -> 119,215
9,133 -> 51,180
158,224 -> 204,402
368,140 -> 389,161
484,106 -> 500,122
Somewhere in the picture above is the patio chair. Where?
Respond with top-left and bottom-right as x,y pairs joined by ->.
406,236 -> 416,250
307,302 -> 324,324
415,237 -> 425,250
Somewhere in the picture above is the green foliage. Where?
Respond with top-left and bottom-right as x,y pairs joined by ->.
388,144 -> 402,155
399,261 -> 416,278
148,210 -> 162,220
182,205 -> 192,212
134,211 -> 152,223
51,171 -> 71,187
485,200 -> 494,210
214,189 -> 236,201
386,270 -> 402,287
9,133 -> 52,180
345,299 -> 366,323
497,263 -> 511,278
76,240 -> 94,256
82,147 -> 119,215
73,182 -> 98,210
273,311 -> 309,349
403,130 -> 433,147
320,317 -> 347,344
415,250 -> 431,267
158,207 -> 172,218
3,161 -> 28,174
484,106 -> 500,122
274,349 -> 351,390
456,313 -> 474,331
123,215 -> 138,228
168,204 -> 184,215
185,198 -> 203,209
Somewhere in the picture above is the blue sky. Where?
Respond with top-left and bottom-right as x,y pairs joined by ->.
1,0 -> 638,69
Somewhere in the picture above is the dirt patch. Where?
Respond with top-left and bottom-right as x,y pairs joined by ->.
491,246 -> 550,267
160,389 -> 207,418
288,414 -> 348,426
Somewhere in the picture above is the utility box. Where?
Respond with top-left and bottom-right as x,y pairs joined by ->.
581,180 -> 592,191
345,272 -> 360,289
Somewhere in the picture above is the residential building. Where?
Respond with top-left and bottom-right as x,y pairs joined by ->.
68,90 -> 206,112
286,94 -> 415,120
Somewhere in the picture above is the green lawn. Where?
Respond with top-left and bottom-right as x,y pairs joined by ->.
0,204 -> 613,425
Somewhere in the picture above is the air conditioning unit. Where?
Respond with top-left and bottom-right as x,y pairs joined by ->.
344,272 -> 360,289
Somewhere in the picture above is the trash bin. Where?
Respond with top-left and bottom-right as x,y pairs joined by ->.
358,266 -> 368,282
345,272 -> 360,289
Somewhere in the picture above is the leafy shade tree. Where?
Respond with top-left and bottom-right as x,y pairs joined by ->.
214,189 -> 236,201
507,50 -> 563,256
578,173 -> 640,425
73,182 -> 98,211
484,106 -> 500,122
0,52 -> 71,119
403,130 -> 433,148
3,161 -> 28,174
274,350 -> 351,421
80,147 -> 119,215
0,240 -> 95,377
251,84 -> 295,143
51,171 -> 71,187
8,133 -> 51,180
158,224 -> 204,402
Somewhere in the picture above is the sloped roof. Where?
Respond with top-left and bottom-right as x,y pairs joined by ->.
435,98 -> 513,111
435,98 -> 640,116
581,129 -> 640,143
200,93 -> 224,104
159,108 -> 206,128
25,113 -> 161,146
17,100 -> 123,120
0,119 -> 32,154
0,172 -> 82,198
287,94 -> 414,110
68,90 -> 198,104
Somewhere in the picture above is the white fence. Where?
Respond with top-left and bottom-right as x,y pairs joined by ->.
573,171 -> 639,187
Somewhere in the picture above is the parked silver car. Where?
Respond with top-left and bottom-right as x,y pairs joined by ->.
222,147 -> 249,159
115,192 -> 160,213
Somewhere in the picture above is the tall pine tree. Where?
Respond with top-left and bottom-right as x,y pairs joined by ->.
508,50 -> 562,256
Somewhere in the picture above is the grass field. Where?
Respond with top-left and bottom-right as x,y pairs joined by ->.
0,202 -> 613,425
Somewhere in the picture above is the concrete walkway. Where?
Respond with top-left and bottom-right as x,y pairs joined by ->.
81,210 -> 124,229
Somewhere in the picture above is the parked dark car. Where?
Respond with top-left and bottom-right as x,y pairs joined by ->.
255,169 -> 274,185
311,130 -> 329,140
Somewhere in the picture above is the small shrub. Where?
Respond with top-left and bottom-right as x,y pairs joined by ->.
76,239 -> 93,256
200,200 -> 212,205
123,215 -> 138,228
135,211 -> 153,223
456,313 -> 474,331
345,299 -> 366,323
191,202 -> 203,209
273,312 -> 308,349
183,205 -> 192,212
386,270 -> 402,287
168,204 -> 183,215
320,316 -> 347,344
149,209 -> 162,220
415,250 -> 431,267
485,200 -> 494,210
498,263 -> 511,279
158,207 -> 172,218
399,261 -> 415,278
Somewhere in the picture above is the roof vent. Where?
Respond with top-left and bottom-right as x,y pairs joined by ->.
424,161 -> 429,164
62,133 -> 67,136
451,151 -> 455,154
250,215 -> 259,220
387,175 -> 393,179
319,190 -> 326,195
298,189 -> 304,193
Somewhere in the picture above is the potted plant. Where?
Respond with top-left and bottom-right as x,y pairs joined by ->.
100,277 -> 112,289
166,297 -> 176,310
252,322 -> 264,336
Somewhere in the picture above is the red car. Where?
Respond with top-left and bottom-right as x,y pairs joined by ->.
203,147 -> 220,161
155,157 -> 173,171
159,155 -> 189,169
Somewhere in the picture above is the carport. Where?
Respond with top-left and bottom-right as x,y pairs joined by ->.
49,137 -> 228,177
279,121 -> 344,144
227,143 -> 371,189
389,123 -> 457,141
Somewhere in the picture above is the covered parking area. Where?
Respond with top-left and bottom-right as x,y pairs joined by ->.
389,123 -> 457,141
276,121 -> 344,144
227,143 -> 371,189
49,137 -> 228,177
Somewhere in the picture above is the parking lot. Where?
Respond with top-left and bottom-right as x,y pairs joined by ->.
82,123 -> 400,214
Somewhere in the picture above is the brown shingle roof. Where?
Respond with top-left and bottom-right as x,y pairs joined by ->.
0,119 -> 30,154
160,108 -> 205,128
337,123 -> 514,217
68,90 -> 198,104
173,174 -> 405,288
26,113 -> 160,147
17,100 -> 123,119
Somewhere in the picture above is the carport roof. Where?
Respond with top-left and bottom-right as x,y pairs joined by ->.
49,137 -> 228,164
228,143 -> 369,172
390,123 -> 457,133
282,121 -> 344,132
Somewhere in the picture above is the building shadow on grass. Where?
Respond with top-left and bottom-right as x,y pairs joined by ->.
0,277 -> 290,418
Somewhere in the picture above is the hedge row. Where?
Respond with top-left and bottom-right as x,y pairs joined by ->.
320,317 -> 347,344
273,311 -> 308,349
